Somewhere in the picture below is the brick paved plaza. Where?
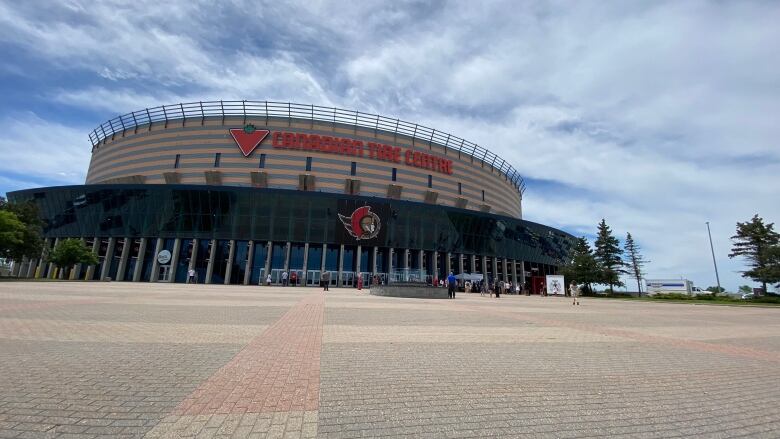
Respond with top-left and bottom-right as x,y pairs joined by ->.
0,282 -> 779,438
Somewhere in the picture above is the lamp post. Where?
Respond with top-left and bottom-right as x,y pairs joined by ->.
705,222 -> 722,294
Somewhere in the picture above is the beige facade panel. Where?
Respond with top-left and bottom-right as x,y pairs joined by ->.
87,122 -> 522,218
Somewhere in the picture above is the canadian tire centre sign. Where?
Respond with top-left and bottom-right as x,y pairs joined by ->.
230,124 -> 454,175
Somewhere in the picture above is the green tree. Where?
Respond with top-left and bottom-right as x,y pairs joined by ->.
623,232 -> 648,296
0,210 -> 25,253
48,239 -> 98,279
728,215 -> 780,293
560,237 -> 601,295
738,285 -> 753,294
594,219 -> 625,294
0,197 -> 43,261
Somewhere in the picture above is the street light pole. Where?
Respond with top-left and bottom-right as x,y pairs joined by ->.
706,221 -> 722,294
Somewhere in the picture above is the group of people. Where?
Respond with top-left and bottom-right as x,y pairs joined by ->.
188,267 -> 581,305
437,275 -> 582,305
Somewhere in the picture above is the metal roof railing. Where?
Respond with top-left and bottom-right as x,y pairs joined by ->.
89,100 -> 526,194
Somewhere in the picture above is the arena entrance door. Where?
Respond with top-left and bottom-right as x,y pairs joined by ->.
341,271 -> 355,287
158,265 -> 171,282
306,270 -> 321,286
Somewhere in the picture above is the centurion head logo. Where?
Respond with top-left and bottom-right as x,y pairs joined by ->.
338,206 -> 381,240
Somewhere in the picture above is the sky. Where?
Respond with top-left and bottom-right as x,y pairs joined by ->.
0,0 -> 778,292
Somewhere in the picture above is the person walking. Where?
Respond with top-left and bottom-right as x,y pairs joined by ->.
265,273 -> 272,286
447,272 -> 457,299
187,268 -> 196,284
290,271 -> 297,287
570,281 -> 580,305
357,274 -> 363,290
321,271 -> 330,291
281,270 -> 289,287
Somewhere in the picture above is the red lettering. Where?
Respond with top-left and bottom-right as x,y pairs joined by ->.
309,135 -> 321,151
296,133 -> 309,150
283,132 -> 295,148
272,132 -> 283,147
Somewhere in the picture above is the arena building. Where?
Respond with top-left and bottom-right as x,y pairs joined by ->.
8,101 -> 573,292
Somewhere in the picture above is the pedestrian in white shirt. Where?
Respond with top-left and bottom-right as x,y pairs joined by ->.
570,281 -> 580,305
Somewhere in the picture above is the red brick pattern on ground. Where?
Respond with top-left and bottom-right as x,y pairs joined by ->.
173,293 -> 324,416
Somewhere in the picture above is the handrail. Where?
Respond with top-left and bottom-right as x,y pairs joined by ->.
88,100 -> 526,194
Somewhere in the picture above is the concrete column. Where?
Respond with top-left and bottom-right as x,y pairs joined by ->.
116,238 -> 132,281
502,258 -> 509,283
388,248 -> 394,274
355,245 -> 362,274
458,253 -> 465,276
224,240 -> 235,285
132,238 -> 147,282
167,238 -> 182,283
301,243 -> 309,285
337,244 -> 345,286
103,237 -> 118,280
46,238 -> 59,279
372,247 -> 378,274
26,258 -> 37,279
11,258 -> 23,277
244,241 -> 254,285
432,251 -> 438,279
481,255 -> 488,282
72,238 -> 84,281
418,250 -> 424,275
283,242 -> 291,271
492,257 -> 498,283
205,239 -> 217,284
187,239 -> 198,272
37,237 -> 50,279
320,244 -> 327,272
85,238 -> 100,280
470,254 -> 476,273
403,249 -> 410,269
149,238 -> 163,282
519,261 -> 527,287
445,252 -> 452,275
263,242 -> 273,279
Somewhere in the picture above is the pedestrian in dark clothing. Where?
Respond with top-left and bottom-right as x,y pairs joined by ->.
321,271 -> 330,291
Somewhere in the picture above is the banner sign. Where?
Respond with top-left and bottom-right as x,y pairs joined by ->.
546,275 -> 565,296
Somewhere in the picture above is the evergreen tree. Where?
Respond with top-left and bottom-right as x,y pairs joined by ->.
623,232 -> 648,296
728,215 -> 780,293
560,237 -> 600,295
594,219 -> 625,294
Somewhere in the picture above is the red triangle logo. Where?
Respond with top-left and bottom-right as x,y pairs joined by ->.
230,128 -> 270,157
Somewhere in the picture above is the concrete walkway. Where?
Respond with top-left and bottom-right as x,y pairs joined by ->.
0,282 -> 778,438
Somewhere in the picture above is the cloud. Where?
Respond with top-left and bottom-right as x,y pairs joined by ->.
0,113 -> 90,192
1,0 -> 778,291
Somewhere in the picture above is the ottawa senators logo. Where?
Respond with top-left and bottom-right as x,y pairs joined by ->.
338,206 -> 381,240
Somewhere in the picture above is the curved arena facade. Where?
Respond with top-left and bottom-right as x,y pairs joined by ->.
9,101 -> 573,291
